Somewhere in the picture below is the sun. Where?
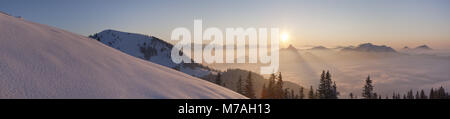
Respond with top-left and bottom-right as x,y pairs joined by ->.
281,33 -> 289,42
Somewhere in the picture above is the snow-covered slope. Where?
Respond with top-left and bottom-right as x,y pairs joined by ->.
0,12 -> 245,99
89,30 -> 214,78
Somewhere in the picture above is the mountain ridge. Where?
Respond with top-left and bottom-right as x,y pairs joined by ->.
0,13 -> 245,99
89,29 -> 217,78
341,43 -> 397,53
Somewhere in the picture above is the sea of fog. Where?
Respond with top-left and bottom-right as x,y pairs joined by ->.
205,49 -> 450,98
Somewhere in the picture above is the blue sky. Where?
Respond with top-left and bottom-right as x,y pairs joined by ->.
1,0 -> 450,49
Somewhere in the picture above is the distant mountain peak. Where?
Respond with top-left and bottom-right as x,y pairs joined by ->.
359,43 -> 373,46
89,29 -> 215,78
0,11 -> 11,16
415,45 -> 432,50
309,46 -> 329,50
284,44 -> 298,51
287,44 -> 295,48
341,43 -> 396,53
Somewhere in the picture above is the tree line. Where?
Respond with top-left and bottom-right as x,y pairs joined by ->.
214,69 -> 448,99
214,71 -> 257,99
350,75 -> 450,99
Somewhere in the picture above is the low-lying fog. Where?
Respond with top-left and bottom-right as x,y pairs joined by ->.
205,48 -> 450,98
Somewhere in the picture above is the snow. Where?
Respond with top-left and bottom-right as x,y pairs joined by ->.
0,13 -> 245,99
90,30 -> 212,77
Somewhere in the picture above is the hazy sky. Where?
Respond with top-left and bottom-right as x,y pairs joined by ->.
1,0 -> 450,49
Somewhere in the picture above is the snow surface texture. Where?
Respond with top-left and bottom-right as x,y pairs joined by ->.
0,13 -> 245,99
90,30 -> 212,78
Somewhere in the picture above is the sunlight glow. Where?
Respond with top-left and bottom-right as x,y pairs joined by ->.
281,33 -> 289,43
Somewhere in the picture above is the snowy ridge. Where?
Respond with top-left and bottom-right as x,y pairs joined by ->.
0,13 -> 245,99
90,30 -> 214,77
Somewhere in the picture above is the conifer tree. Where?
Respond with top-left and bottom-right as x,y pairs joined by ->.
284,88 -> 289,99
438,86 -> 445,99
317,71 -> 338,99
299,87 -> 304,99
407,90 -> 414,99
325,71 -> 332,98
420,89 -> 427,99
430,88 -> 435,99
415,91 -> 420,99
261,84 -> 267,99
236,76 -> 244,95
215,73 -> 222,86
318,71 -> 326,99
331,81 -> 338,99
244,72 -> 256,99
308,85 -> 315,99
267,73 -> 276,98
290,89 -> 295,99
276,72 -> 284,99
362,75 -> 374,99
315,90 -> 320,99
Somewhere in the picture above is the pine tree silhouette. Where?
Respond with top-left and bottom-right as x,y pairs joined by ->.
438,86 -> 446,99
215,73 -> 222,86
299,87 -> 304,99
430,88 -> 435,99
236,76 -> 244,95
267,73 -> 276,98
317,71 -> 338,99
362,75 -> 374,99
308,85 -> 315,99
420,90 -> 427,99
406,90 -> 414,99
276,72 -> 284,99
244,72 -> 256,99
331,81 -> 339,99
318,71 -> 326,99
260,72 -> 288,99
261,84 -> 267,99
415,91 -> 420,99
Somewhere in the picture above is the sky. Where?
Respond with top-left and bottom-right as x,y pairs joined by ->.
1,0 -> 450,49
